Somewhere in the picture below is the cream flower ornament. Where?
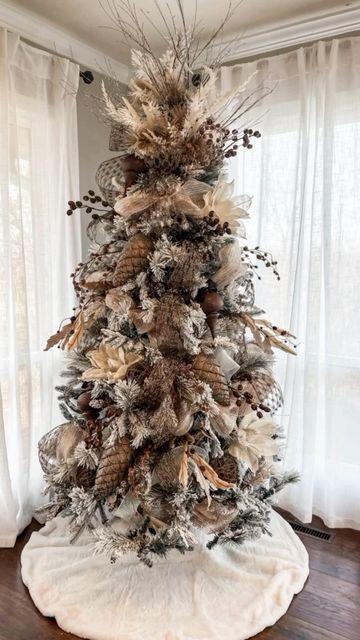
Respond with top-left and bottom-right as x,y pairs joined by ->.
82,343 -> 142,382
201,177 -> 252,237
228,412 -> 280,473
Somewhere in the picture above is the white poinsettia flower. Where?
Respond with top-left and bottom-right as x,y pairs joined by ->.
82,343 -> 142,383
228,412 -> 280,473
200,177 -> 252,236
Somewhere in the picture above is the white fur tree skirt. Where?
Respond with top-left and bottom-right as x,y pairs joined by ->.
21,509 -> 308,640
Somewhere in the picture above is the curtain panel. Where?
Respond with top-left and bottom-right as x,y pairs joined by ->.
222,37 -> 360,529
0,30 -> 82,546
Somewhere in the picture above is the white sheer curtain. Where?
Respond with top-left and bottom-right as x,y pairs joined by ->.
0,30 -> 82,546
222,37 -> 360,529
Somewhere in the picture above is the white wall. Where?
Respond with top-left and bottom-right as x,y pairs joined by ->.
77,71 -> 125,257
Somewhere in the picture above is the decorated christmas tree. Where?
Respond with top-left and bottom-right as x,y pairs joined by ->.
38,2 -> 298,567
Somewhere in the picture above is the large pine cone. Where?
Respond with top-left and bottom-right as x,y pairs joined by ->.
94,437 -> 132,498
192,354 -> 230,406
113,233 -> 153,286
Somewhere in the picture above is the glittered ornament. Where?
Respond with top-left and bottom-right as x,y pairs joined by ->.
38,423 -> 74,474
113,233 -> 153,286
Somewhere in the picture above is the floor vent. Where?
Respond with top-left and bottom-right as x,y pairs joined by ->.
288,521 -> 333,542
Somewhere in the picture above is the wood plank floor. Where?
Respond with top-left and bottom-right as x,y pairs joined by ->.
0,511 -> 359,640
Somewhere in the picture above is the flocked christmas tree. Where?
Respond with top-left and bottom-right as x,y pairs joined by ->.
38,2 -> 298,567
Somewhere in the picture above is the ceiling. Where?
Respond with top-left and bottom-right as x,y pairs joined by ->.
9,0 -> 355,64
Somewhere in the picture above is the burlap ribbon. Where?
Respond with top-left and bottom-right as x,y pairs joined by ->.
114,178 -> 211,220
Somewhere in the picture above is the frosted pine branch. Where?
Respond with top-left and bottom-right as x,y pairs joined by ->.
93,526 -> 140,561
74,442 -> 99,470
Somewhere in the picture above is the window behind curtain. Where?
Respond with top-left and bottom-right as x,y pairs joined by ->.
223,37 -> 360,528
0,30 -> 82,546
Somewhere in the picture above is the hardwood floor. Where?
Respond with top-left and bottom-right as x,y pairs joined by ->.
0,512 -> 359,640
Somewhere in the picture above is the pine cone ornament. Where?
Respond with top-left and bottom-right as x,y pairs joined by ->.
193,354 -> 231,406
113,233 -> 153,286
94,437 -> 133,498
